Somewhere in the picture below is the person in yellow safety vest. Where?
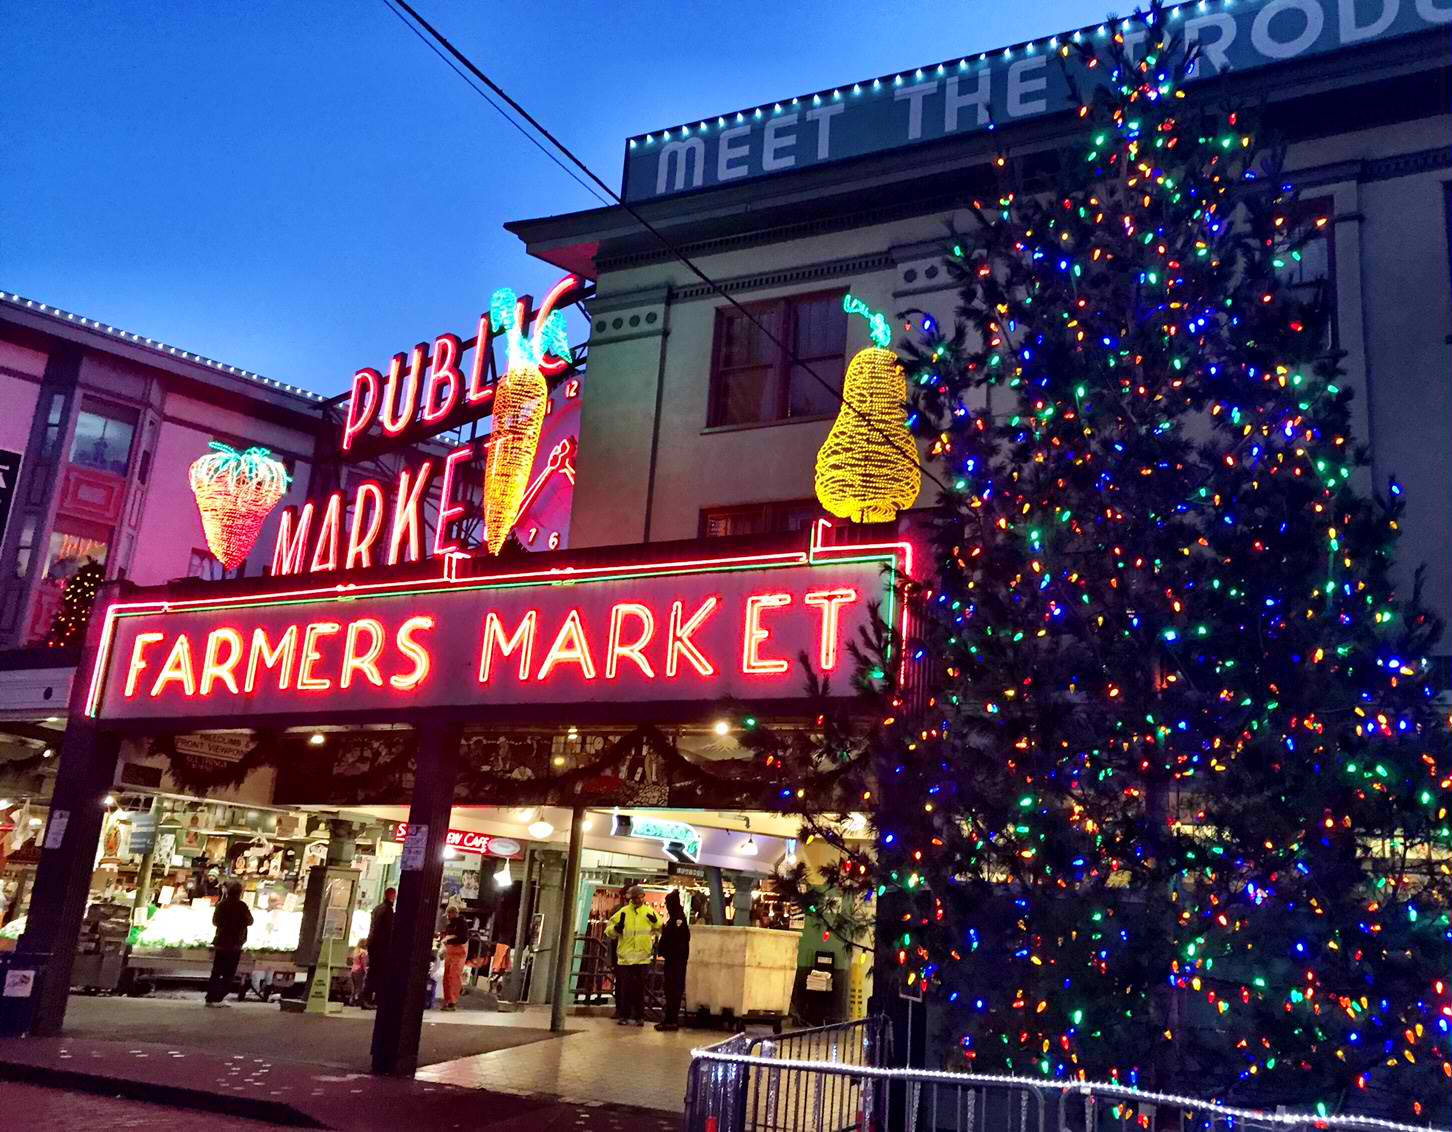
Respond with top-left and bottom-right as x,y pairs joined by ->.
606,884 -> 661,1026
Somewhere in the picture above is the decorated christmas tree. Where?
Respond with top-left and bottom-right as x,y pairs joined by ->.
792,4 -> 1448,1118
45,559 -> 106,648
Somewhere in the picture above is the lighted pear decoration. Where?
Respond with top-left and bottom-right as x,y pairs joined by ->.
484,288 -> 571,555
188,442 -> 290,570
814,295 -> 920,522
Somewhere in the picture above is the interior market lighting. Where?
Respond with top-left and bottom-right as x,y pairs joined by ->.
527,818 -> 555,840
712,719 -> 731,736
308,731 -> 326,746
493,858 -> 513,889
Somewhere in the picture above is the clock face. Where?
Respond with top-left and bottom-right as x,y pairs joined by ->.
513,375 -> 581,552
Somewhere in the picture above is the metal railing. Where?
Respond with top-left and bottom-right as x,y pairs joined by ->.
684,1018 -> 1449,1132
684,1016 -> 892,1132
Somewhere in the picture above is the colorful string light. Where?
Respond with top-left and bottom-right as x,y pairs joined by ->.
799,3 -> 1449,1119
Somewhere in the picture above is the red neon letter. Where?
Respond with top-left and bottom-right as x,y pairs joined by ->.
271,503 -> 313,577
346,481 -> 385,570
742,594 -> 792,675
387,460 -> 434,565
466,312 -> 492,404
150,634 -> 196,697
380,346 -> 425,436
341,367 -> 380,451
479,610 -> 536,684
245,626 -> 298,692
341,618 -> 385,689
803,588 -> 858,670
421,333 -> 463,424
124,632 -> 165,697
309,492 -> 344,573
536,609 -> 597,681
666,597 -> 718,678
297,621 -> 341,691
433,443 -> 474,556
199,628 -> 244,695
605,602 -> 656,679
391,615 -> 434,690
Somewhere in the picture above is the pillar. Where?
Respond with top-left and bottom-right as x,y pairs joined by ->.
370,722 -> 459,1075
549,806 -> 585,1033
130,795 -> 164,924
18,584 -> 126,1035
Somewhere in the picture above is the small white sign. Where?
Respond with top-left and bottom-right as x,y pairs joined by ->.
174,732 -> 251,762
3,968 -> 36,997
43,809 -> 69,849
401,823 -> 429,871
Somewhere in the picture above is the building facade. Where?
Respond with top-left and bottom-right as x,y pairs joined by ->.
509,11 -> 1451,639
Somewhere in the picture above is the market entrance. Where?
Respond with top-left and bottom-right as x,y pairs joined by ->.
7,525 -> 908,1076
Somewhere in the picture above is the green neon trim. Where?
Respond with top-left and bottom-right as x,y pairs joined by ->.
843,294 -> 891,348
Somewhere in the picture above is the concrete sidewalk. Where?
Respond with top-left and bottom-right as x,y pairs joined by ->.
0,1035 -> 680,1131
0,994 -> 684,1131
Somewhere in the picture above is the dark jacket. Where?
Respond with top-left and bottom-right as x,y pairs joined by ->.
368,900 -> 395,956
212,893 -> 254,950
658,914 -> 690,968
442,912 -> 469,946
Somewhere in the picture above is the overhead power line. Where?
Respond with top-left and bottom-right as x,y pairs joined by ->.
379,0 -> 952,499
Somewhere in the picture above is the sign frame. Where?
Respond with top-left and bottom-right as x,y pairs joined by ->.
83,523 -> 912,732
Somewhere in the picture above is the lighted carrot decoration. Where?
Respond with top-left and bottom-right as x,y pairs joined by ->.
814,295 -> 920,522
484,288 -> 571,555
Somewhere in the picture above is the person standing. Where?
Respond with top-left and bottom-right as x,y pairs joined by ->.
362,886 -> 396,1009
655,889 -> 691,1032
205,880 -> 253,1007
440,901 -> 470,1011
605,884 -> 660,1026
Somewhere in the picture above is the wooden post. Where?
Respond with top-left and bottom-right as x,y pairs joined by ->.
549,806 -> 585,1033
370,722 -> 459,1075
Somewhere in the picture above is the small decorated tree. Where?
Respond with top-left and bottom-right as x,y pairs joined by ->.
45,559 -> 106,647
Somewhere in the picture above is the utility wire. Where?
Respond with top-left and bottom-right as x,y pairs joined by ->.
378,0 -> 611,208
381,0 -> 952,498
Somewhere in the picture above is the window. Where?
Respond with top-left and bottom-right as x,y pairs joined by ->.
42,518 -> 110,582
12,514 -> 36,579
701,499 -> 823,539
708,291 -> 848,427
69,403 -> 137,476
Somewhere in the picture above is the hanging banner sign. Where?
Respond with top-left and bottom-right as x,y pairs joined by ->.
392,823 -> 522,859
620,0 -> 1449,201
84,527 -> 910,725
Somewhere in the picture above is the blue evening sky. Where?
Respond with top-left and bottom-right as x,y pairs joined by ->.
3,2 -> 1099,397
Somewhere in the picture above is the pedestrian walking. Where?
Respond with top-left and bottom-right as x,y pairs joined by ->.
205,880 -> 253,1007
655,889 -> 690,1031
605,884 -> 660,1026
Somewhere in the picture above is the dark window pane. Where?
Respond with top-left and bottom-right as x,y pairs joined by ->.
70,409 -> 135,475
786,359 -> 844,418
716,365 -> 775,426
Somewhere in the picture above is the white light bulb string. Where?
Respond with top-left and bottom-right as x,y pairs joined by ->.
687,1048 -> 1448,1132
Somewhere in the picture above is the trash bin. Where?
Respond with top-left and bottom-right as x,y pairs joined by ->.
0,952 -> 48,1036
